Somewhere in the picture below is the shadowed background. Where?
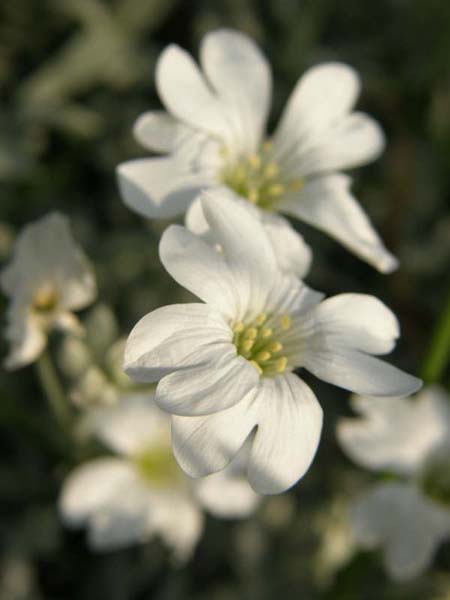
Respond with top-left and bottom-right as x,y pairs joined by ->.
1,0 -> 449,598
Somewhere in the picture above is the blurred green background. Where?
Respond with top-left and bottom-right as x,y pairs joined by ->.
1,0 -> 450,598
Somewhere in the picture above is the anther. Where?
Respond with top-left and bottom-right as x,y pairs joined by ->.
275,356 -> 288,373
255,313 -> 267,326
267,183 -> 285,197
256,351 -> 271,362
261,327 -> 272,338
242,339 -> 254,353
263,163 -> 279,179
268,341 -> 282,353
233,322 -> 244,333
250,360 -> 263,375
248,154 -> 262,170
244,328 -> 258,340
247,188 -> 259,204
281,315 -> 291,330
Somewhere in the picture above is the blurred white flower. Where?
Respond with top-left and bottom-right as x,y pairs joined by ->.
337,386 -> 450,581
124,193 -> 421,495
118,28 -> 397,273
58,304 -> 137,408
1,213 -> 96,370
59,395 -> 259,560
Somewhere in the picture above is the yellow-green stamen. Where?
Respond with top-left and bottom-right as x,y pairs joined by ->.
232,312 -> 292,377
221,140 -> 304,211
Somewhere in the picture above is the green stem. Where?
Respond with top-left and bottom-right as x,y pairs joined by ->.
422,289 -> 450,385
36,348 -> 72,429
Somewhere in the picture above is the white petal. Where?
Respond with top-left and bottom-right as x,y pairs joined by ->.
281,113 -> 385,177
159,225 -> 239,317
149,490 -> 203,563
59,458 -> 137,527
156,349 -> 258,416
274,63 -> 361,148
200,29 -> 271,153
117,157 -> 206,219
337,387 -> 450,476
156,44 -> 231,141
200,192 -> 278,319
3,305 -> 46,370
88,484 -> 153,551
351,482 -> 450,581
171,390 -> 259,478
133,110 -> 191,154
308,294 -> 400,355
303,346 -> 421,398
279,174 -> 398,273
90,394 -> 171,456
194,444 -> 261,518
124,303 -> 230,383
186,195 -> 312,278
260,212 -> 312,278
247,374 -> 323,494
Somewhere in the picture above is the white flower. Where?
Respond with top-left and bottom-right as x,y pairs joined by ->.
1,213 -> 96,369
59,394 -> 259,560
124,193 -> 421,495
58,304 -> 138,408
337,386 -> 450,581
117,28 -> 397,273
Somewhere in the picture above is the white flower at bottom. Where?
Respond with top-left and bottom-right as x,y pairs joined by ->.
59,395 -> 259,561
124,193 -> 421,495
1,213 -> 96,369
337,386 -> 450,581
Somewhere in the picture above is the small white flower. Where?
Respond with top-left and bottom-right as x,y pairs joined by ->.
59,395 -> 259,560
118,28 -> 396,273
124,193 -> 421,495
337,386 -> 450,581
58,304 -> 138,408
1,213 -> 96,369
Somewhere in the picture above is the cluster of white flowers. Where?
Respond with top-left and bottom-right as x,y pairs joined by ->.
5,28 -> 446,578
337,387 -> 450,581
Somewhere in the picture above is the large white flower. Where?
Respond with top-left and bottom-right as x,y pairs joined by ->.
337,386 -> 450,581
117,28 -> 397,274
124,193 -> 421,495
1,213 -> 96,369
59,394 -> 259,561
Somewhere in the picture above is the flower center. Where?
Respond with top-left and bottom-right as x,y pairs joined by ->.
32,284 -> 59,313
133,445 -> 182,487
232,312 -> 292,377
419,454 -> 450,508
221,141 -> 303,211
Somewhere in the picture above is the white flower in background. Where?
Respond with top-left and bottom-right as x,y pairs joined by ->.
124,193 -> 420,495
59,395 -> 259,560
58,304 -> 139,408
1,213 -> 96,370
118,28 -> 397,274
337,386 -> 450,581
